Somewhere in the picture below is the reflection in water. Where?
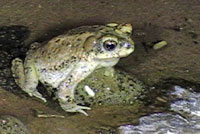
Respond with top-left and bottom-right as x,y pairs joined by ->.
119,85 -> 200,134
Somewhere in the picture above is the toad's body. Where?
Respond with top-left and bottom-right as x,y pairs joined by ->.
11,23 -> 134,116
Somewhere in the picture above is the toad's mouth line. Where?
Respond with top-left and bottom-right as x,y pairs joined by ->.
94,57 -> 119,62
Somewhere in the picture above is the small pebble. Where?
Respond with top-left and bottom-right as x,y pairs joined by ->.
84,85 -> 95,97
153,40 -> 168,50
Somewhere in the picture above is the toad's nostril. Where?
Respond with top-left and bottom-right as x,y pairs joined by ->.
123,42 -> 131,49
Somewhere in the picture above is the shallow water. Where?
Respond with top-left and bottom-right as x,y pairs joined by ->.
119,85 -> 200,134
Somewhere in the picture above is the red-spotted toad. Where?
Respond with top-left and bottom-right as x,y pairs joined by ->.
11,23 -> 134,116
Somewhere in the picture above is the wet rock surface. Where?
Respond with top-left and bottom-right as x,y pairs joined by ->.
0,115 -> 29,134
0,26 -> 29,94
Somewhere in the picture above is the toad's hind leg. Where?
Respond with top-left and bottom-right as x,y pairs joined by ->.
11,58 -> 25,88
57,63 -> 98,116
11,58 -> 46,102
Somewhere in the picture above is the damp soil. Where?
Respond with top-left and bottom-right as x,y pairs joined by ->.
0,0 -> 200,134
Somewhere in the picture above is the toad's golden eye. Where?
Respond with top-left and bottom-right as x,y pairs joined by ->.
103,40 -> 117,51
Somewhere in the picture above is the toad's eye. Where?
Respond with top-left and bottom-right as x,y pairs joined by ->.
103,40 -> 117,51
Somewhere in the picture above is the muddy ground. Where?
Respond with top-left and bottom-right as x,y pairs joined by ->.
0,0 -> 200,134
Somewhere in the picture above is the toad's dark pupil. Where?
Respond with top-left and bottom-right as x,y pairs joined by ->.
103,40 -> 117,51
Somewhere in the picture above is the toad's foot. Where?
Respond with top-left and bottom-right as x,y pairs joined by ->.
60,103 -> 91,116
12,58 -> 46,103
28,91 -> 47,103
11,58 -> 25,88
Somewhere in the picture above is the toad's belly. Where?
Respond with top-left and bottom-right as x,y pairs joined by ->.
38,68 -> 72,88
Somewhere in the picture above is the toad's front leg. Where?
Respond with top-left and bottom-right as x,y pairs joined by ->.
57,63 -> 97,116
57,82 -> 91,116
